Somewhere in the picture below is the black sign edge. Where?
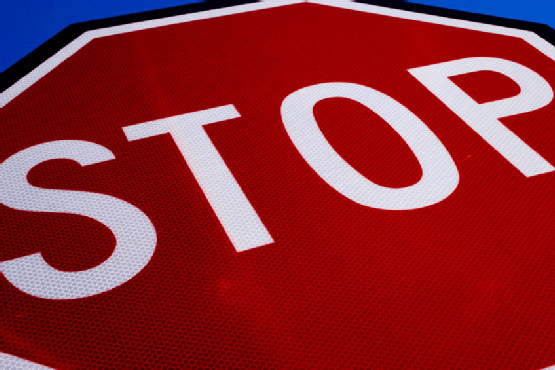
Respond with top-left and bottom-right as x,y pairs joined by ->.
0,0 -> 554,94
0,0 -> 253,93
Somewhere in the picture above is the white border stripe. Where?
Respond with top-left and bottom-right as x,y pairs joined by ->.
93,0 -> 304,37
1,1 -> 555,369
311,0 -> 524,36
2,0 -> 555,108
0,353 -> 54,369
310,0 -> 555,63
0,0 -> 304,108
0,33 -> 94,109
3,0 -> 555,109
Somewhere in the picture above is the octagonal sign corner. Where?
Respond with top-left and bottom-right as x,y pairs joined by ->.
1,1 -> 555,369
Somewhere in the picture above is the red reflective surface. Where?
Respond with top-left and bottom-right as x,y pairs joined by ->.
1,3 -> 555,369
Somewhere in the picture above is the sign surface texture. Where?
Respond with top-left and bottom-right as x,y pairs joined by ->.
1,1 -> 555,368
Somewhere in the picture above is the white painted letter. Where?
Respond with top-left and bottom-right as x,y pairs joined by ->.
409,56 -> 554,177
123,105 -> 273,252
0,140 -> 157,299
281,82 -> 459,210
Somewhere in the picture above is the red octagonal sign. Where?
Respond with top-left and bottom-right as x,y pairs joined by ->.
1,0 -> 555,368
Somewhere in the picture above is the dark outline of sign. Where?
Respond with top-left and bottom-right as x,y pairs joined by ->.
1,0 -> 554,94
0,1 -> 554,368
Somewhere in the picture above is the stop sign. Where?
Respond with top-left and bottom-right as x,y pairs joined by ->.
2,0 -> 555,368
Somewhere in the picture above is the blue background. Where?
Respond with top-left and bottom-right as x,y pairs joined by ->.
0,0 -> 554,73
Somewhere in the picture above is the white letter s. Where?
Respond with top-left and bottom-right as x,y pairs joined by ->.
0,140 -> 156,299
